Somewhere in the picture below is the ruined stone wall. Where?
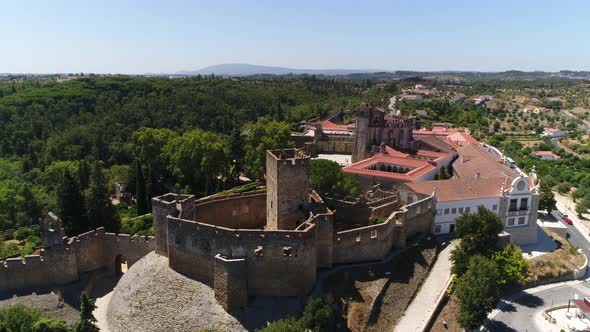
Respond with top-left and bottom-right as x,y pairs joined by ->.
325,198 -> 371,231
194,192 -> 266,229
166,216 -> 317,297
0,251 -> 78,292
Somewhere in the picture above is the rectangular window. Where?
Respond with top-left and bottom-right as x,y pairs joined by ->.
520,198 -> 528,211
435,224 -> 441,233
518,217 -> 526,225
444,208 -> 450,215
451,208 -> 457,214
465,207 -> 471,213
508,218 -> 515,226
437,209 -> 442,215
459,207 -> 464,214
492,204 -> 498,211
509,199 -> 518,211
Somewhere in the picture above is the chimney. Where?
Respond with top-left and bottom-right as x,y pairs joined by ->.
380,142 -> 386,154
475,172 -> 480,179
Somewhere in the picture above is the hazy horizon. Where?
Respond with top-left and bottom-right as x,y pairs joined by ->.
3,0 -> 590,74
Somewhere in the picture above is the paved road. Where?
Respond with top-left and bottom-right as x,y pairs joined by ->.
394,241 -> 457,332
486,281 -> 590,331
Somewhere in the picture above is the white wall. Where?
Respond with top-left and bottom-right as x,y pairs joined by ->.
433,197 -> 501,234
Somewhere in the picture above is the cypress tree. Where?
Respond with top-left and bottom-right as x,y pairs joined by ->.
74,293 -> 99,332
57,170 -> 88,235
135,160 -> 148,215
85,161 -> 121,232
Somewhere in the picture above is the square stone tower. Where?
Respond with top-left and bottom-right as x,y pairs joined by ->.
266,149 -> 310,230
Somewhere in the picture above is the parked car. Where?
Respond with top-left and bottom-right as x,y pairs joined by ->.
564,217 -> 573,225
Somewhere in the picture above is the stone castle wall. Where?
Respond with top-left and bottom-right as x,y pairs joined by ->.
0,225 -> 155,293
166,215 -> 318,297
0,251 -> 78,292
332,195 -> 434,264
194,192 -> 266,229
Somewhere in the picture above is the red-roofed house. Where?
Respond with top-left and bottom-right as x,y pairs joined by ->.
531,151 -> 561,161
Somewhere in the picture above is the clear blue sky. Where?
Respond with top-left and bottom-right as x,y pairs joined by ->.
2,0 -> 590,74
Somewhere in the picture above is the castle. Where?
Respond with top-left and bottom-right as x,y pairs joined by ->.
0,148 -> 433,312
151,149 -> 433,310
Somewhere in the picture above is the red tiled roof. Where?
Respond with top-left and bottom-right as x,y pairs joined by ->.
403,177 -> 504,201
533,151 -> 560,159
319,120 -> 350,132
343,153 -> 436,181
453,143 -> 517,181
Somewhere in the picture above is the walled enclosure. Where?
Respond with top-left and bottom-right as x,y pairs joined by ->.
152,191 -> 434,311
0,213 -> 155,293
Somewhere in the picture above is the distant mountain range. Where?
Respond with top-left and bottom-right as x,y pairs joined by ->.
176,63 -> 384,76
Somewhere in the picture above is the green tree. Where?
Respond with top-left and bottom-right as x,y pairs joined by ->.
74,293 -> 98,332
309,159 -> 360,198
244,121 -> 292,179
131,128 -> 177,197
456,256 -> 500,331
163,129 -> 230,194
57,170 -> 88,235
258,298 -> 334,332
299,298 -> 335,332
539,181 -> 556,212
135,160 -> 148,215
85,161 -> 121,232
494,244 -> 528,286
455,206 -> 503,257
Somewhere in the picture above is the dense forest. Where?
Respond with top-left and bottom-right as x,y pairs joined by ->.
0,76 -> 366,234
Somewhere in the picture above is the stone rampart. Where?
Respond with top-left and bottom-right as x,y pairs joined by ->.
0,251 -> 78,293
194,192 -> 266,229
333,217 -> 403,264
402,195 -> 435,238
1,224 -> 154,293
331,195 -> 434,264
167,215 -> 317,297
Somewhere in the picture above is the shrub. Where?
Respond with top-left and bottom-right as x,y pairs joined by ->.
494,244 -> 528,286
369,216 -> 386,225
0,305 -> 70,332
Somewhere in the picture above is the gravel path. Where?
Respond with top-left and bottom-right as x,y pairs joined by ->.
107,252 -> 247,332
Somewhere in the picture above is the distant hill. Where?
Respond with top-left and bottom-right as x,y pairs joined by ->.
177,63 -> 384,76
